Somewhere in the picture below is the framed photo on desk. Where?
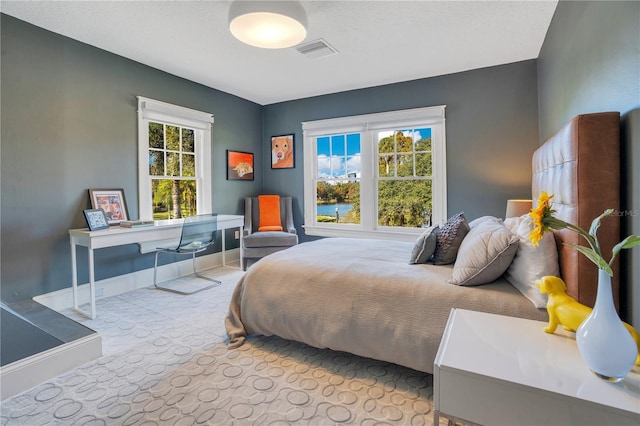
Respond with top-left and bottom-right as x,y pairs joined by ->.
83,209 -> 110,231
89,188 -> 129,225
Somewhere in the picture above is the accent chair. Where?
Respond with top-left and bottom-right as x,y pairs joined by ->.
242,195 -> 298,270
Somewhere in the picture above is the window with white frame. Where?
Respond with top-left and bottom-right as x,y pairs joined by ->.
302,106 -> 446,241
137,97 -> 214,220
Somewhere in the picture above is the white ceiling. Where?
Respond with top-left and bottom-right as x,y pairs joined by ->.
0,0 -> 558,105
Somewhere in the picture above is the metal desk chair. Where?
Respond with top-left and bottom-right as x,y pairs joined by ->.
153,213 -> 221,294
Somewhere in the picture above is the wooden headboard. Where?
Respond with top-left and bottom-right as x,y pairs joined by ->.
532,112 -> 620,308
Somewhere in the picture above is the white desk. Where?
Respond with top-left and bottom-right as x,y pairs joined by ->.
69,214 -> 244,319
434,309 -> 640,426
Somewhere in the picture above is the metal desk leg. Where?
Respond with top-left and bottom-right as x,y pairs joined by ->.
239,226 -> 243,269
88,248 -> 96,319
71,241 -> 95,320
222,230 -> 226,266
71,238 -> 79,311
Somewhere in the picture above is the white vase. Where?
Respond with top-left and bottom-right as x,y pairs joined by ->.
576,269 -> 637,382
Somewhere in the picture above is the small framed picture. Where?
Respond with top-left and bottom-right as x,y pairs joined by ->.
83,208 -> 110,231
227,150 -> 254,180
271,134 -> 295,169
88,188 -> 129,225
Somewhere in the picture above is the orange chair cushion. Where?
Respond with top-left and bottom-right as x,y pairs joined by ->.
258,195 -> 283,232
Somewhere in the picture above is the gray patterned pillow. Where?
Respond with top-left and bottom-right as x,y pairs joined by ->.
409,225 -> 439,264
433,212 -> 470,265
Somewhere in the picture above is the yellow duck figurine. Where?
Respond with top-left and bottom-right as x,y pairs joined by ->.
536,275 -> 640,366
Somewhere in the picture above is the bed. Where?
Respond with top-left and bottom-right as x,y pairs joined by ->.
226,112 -> 621,374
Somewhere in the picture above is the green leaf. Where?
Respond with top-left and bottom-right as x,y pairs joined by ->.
589,209 -> 614,238
611,235 -> 640,260
565,243 -> 613,275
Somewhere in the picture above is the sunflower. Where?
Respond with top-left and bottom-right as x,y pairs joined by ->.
528,192 -> 640,276
529,191 -> 555,246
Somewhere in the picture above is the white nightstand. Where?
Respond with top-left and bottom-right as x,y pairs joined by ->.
433,309 -> 640,426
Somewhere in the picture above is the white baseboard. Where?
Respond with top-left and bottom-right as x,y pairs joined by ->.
0,333 -> 102,400
34,249 -> 240,312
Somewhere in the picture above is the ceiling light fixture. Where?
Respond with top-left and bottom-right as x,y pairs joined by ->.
228,0 -> 308,49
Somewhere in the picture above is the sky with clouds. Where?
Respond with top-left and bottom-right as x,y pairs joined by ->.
316,128 -> 431,179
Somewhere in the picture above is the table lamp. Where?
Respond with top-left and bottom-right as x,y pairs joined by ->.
505,199 -> 532,218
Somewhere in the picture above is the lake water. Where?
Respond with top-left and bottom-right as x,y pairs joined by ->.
317,203 -> 353,216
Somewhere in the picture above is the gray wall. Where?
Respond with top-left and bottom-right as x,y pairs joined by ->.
537,1 -> 640,326
263,60 -> 541,242
1,15 -> 263,302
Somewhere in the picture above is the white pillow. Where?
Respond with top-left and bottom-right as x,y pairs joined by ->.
504,215 -> 560,308
503,215 -> 523,233
468,215 -> 502,228
449,220 -> 519,286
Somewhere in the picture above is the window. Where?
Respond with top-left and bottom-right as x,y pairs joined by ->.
316,133 -> 361,225
137,97 -> 214,219
302,106 -> 446,241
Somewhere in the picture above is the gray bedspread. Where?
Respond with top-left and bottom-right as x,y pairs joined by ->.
225,237 -> 547,373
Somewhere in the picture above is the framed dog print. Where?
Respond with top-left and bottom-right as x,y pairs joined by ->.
227,150 -> 254,180
271,134 -> 295,169
88,188 -> 129,225
83,208 -> 110,231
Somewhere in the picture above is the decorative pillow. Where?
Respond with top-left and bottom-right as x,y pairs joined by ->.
449,220 -> 519,286
409,225 -> 439,264
433,212 -> 470,265
258,195 -> 283,232
505,215 -> 560,308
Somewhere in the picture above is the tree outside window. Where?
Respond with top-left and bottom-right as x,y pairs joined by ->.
148,122 -> 197,219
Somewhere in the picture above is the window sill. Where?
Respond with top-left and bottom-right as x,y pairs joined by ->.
303,225 -> 422,242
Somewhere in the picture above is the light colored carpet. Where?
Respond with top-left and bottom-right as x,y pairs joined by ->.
1,266 -> 444,425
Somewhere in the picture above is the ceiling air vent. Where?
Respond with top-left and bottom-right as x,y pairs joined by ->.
296,39 -> 338,59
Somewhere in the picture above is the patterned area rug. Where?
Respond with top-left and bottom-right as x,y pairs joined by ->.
1,266 -> 443,425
